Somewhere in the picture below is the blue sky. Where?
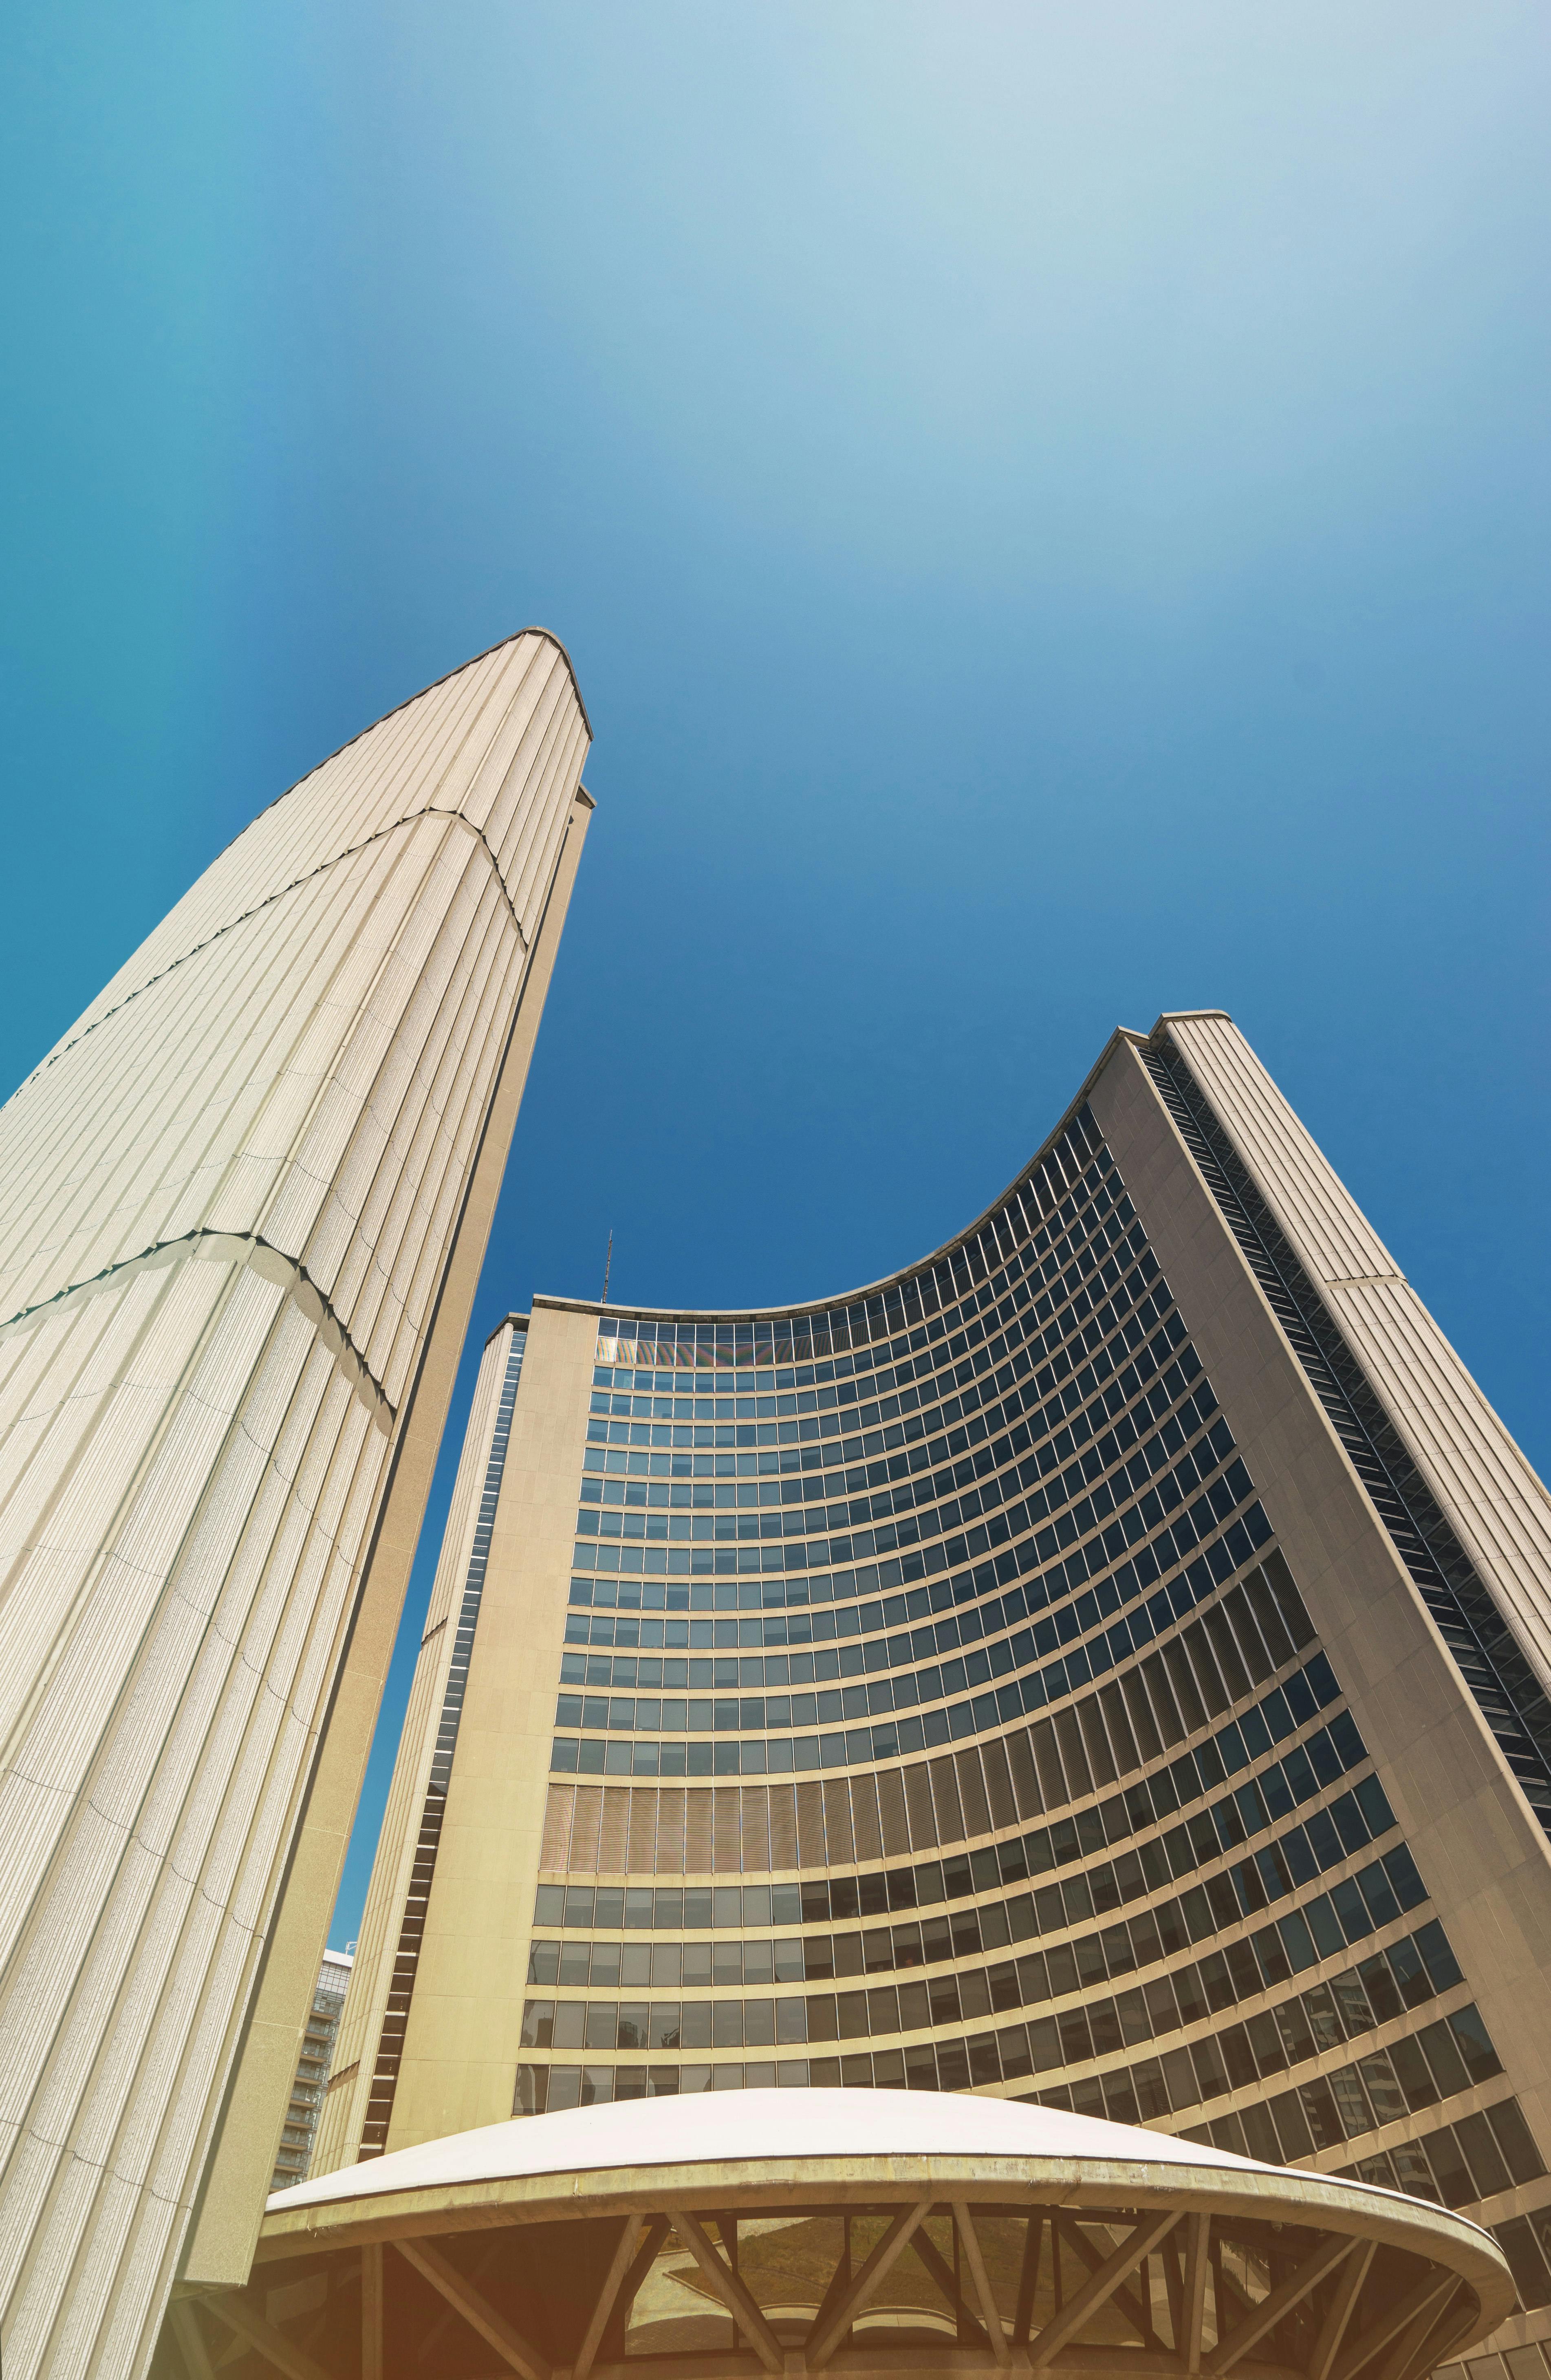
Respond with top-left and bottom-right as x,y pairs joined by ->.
3,4 -> 1547,1943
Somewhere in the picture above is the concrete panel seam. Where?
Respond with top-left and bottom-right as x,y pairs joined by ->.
28,807 -> 527,1086
0,1229 -> 395,1432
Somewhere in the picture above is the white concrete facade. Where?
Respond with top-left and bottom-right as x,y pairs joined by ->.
0,630 -> 591,2379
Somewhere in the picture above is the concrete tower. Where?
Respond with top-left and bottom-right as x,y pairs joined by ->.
325,1016 -> 1551,2377
0,630 -> 592,2378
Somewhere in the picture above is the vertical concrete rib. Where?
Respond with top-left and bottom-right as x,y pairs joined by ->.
0,630 -> 591,2380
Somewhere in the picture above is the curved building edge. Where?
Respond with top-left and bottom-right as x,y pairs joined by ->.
174,2091 -> 1514,2380
244,625 -> 595,838
0,633 -> 595,2380
323,1012 -> 1551,2375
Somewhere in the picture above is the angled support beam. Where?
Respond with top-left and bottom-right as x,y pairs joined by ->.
675,2212 -> 784,2376
395,2237 -> 551,2380
1159,2222 -> 1185,2351
1057,2212 -> 1154,2345
1207,2232 -> 1358,2376
808,2201 -> 934,2371
953,2204 -> 1011,2367
1395,2286 -> 1477,2380
1014,2214 -> 1046,2347
199,2294 -> 334,2380
169,2302 -> 216,2380
575,2213 -> 645,2380
1310,2241 -> 1376,2380
1212,2238 -> 1255,2341
806,2227 -> 861,2357
1183,2214 -> 1211,2376
1377,2280 -> 1467,2380
1029,2210 -> 1180,2371
1331,2268 -> 1458,2380
616,2215 -> 672,2327
587,2213 -> 671,2375
912,2217 -> 990,2349
362,2243 -> 384,2380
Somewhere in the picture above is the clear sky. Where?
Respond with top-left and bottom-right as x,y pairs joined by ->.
4,4 -> 1547,1944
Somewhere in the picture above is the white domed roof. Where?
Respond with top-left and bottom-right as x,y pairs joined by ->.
261,2087 -> 1512,2356
273,2086 -> 1280,2213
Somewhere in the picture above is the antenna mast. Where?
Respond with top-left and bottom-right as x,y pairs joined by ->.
601,1228 -> 613,1307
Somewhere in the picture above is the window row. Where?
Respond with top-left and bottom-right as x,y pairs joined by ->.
528,1915 -> 1452,2055
583,1229 -> 1157,1469
1102,2082 -> 1541,2206
585,1248 -> 1168,1515
590,1192 -> 1126,1406
594,1154 -> 1125,1396
564,1431 -> 1217,1674
557,1495 -> 1285,1746
1439,2336 -> 1551,2380
586,1305 -> 1191,1587
534,1648 -> 1343,1941
577,1483 -> 1279,1740
800,1836 -> 1425,2033
553,1518 -> 1287,1781
591,1155 -> 1134,1428
573,1394 -> 1225,1670
591,1109 -> 1106,1378
582,1287 -> 1184,1562
530,1721 -> 1374,1994
1484,2214 -> 1551,2320
582,1289 -> 1194,1590
520,1843 -> 1427,2066
580,1429 -> 1245,1671
583,1360 -> 1211,1602
574,1312 -> 1198,1604
583,1345 -> 1204,1509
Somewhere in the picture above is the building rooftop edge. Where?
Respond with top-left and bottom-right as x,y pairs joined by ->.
260,2094 -> 1505,2327
527,1016 -> 1225,1331
483,1312 -> 531,1347
312,622 -> 594,757
238,628 -> 594,848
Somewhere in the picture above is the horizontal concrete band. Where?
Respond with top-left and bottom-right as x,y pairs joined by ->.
0,1227 -> 395,1432
257,2150 -> 1507,2292
31,802 -> 529,1084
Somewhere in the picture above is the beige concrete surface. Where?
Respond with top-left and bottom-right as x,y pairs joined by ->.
330,1012 -> 1551,2371
0,631 -> 590,2380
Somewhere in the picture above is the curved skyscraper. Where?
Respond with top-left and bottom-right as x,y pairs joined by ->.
0,631 -> 592,2378
323,1014 -> 1551,2376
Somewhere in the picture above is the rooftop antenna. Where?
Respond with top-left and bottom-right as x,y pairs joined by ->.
601,1228 -> 613,1308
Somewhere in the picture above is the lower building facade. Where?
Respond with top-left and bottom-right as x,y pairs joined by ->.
318,1012 -> 1551,2371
